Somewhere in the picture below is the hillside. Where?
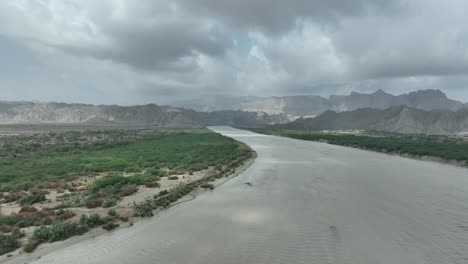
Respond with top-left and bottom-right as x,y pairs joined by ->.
277,106 -> 468,134
0,101 -> 291,128
0,101 -> 203,128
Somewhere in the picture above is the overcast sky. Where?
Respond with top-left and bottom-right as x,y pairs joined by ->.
1,0 -> 468,105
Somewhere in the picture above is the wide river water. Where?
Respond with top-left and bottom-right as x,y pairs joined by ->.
6,127 -> 468,264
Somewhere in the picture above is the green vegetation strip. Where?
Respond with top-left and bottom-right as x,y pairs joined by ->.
0,129 -> 250,191
251,129 -> 468,164
0,128 -> 254,256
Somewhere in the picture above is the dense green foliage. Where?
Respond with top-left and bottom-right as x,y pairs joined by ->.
0,129 -> 252,191
252,129 -> 468,163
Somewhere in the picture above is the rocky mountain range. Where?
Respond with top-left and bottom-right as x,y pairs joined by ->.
277,106 -> 468,134
1,89 -> 467,133
0,101 -> 290,128
177,89 -> 466,116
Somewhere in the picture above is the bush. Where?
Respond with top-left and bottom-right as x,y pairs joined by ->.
102,222 -> 119,231
0,216 -> 12,226
19,206 -> 38,213
34,221 -> 87,243
0,233 -> 19,255
15,216 -> 41,228
118,184 -> 137,197
19,192 -> 46,206
31,227 -> 50,242
124,166 -> 140,173
158,190 -> 169,197
87,214 -> 104,227
107,209 -> 117,217
85,198 -> 103,208
89,174 -> 148,194
144,181 -> 160,188
145,168 -> 164,176
23,236 -> 41,253
0,225 -> 12,233
54,209 -> 76,221
3,192 -> 24,203
79,214 -> 110,228
102,198 -> 118,208
201,183 -> 215,190
135,203 -> 154,217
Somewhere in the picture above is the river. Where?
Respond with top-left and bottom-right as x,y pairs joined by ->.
6,127 -> 468,264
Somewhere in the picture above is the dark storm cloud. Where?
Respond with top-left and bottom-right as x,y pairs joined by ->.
0,0 -> 468,104
184,0 -> 401,35
61,21 -> 232,71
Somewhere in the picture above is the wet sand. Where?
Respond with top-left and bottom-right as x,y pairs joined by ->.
5,127 -> 468,264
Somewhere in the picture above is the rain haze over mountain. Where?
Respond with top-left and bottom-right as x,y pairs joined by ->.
1,0 -> 468,105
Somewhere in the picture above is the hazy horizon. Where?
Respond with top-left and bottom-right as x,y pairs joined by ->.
0,89 -> 466,107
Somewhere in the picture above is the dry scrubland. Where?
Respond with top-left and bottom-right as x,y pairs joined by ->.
0,128 -> 254,257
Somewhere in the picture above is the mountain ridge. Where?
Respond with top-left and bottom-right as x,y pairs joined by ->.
0,101 -> 292,128
175,89 -> 465,115
277,105 -> 468,134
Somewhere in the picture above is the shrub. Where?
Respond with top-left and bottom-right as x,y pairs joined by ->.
87,214 -> 104,227
85,198 -> 103,208
32,226 -> 51,242
0,225 -> 12,233
119,216 -> 129,222
118,184 -> 137,197
145,168 -> 163,176
135,203 -> 154,217
3,192 -> 24,203
107,209 -> 117,217
0,233 -> 19,255
19,192 -> 46,206
79,214 -> 87,225
54,209 -> 76,221
124,166 -> 140,173
201,183 -> 215,190
19,206 -> 38,213
34,221 -> 87,243
15,216 -> 40,228
102,198 -> 118,208
0,216 -> 12,226
158,190 -> 169,196
144,181 -> 160,188
102,222 -> 119,231
23,236 -> 41,253
79,214 -> 110,228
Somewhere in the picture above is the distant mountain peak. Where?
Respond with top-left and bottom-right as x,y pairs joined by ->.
408,89 -> 447,98
374,89 -> 390,95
